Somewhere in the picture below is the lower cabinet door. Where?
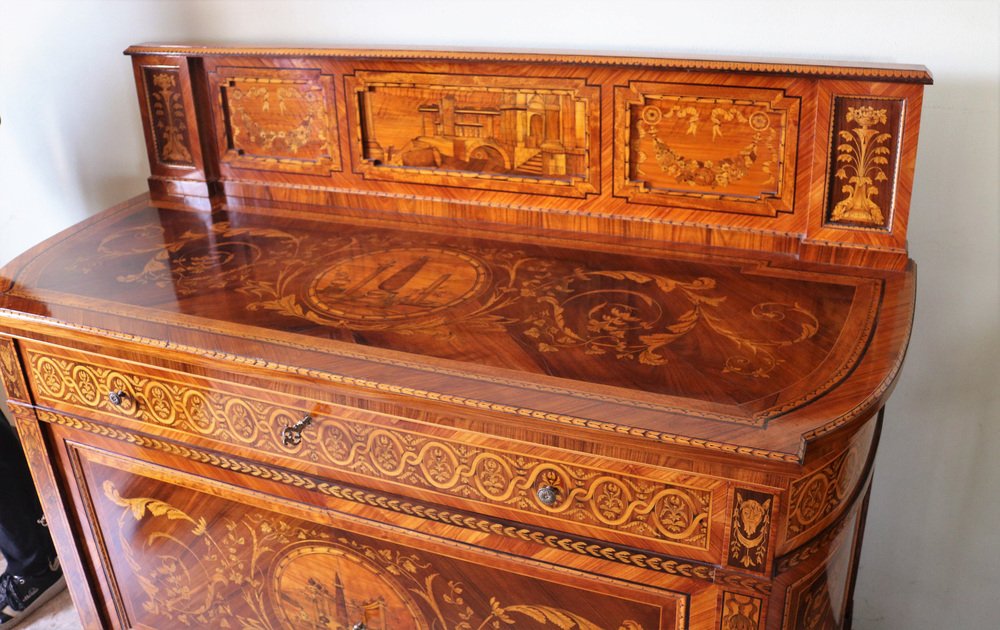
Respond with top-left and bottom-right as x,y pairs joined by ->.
57,430 -> 683,629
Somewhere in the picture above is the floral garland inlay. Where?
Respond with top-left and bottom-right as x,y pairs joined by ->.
635,100 -> 780,191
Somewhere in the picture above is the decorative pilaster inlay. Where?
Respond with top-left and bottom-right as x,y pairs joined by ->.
728,488 -> 774,573
825,96 -> 904,229
0,337 -> 28,400
143,67 -> 194,166
720,591 -> 763,630
8,406 -> 45,465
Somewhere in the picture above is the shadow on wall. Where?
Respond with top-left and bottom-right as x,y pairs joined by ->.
853,74 -> 1000,629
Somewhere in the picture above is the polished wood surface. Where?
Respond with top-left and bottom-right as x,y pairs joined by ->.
124,44 -> 928,269
0,45 -> 926,629
2,197 -> 911,459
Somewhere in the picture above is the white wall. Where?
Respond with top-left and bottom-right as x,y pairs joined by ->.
1,2 -> 997,628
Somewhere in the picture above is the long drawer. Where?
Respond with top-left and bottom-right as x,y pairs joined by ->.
22,341 -> 731,563
53,421 -> 686,629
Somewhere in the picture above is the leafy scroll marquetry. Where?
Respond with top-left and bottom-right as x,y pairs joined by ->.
786,446 -> 864,540
75,221 -> 820,380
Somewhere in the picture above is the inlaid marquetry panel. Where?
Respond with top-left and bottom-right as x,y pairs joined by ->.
728,488 -> 775,574
780,486 -> 863,630
313,416 -> 715,549
50,207 -> 863,424
720,591 -> 764,630
40,408 -> 720,586
615,82 -> 800,216
781,416 -> 877,553
786,447 -> 864,541
824,96 -> 904,230
0,337 -> 28,401
141,66 -> 195,167
25,348 -> 720,551
348,71 -> 600,197
211,66 -> 342,175
74,454 -> 673,629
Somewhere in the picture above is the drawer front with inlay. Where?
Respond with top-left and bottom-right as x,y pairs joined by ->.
58,427 -> 685,629
22,342 -> 729,562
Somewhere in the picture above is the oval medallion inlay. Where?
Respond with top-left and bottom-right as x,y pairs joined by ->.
270,542 -> 425,629
307,248 -> 488,322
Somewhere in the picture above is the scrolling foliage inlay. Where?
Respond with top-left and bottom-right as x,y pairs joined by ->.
75,220 -> 821,381
43,408 -> 715,584
786,446 -> 863,540
100,480 -> 651,629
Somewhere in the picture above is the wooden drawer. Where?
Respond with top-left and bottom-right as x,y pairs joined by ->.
52,423 -> 686,629
22,342 -> 729,563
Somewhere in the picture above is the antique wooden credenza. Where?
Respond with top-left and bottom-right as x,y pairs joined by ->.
0,45 -> 930,629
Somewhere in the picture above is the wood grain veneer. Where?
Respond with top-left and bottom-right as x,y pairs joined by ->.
0,44 -> 927,629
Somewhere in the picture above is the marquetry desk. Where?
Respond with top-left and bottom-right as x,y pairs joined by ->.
0,45 -> 929,629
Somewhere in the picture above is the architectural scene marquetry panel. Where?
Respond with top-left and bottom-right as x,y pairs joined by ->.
0,337 -> 28,401
142,66 -> 195,167
78,458 -> 671,629
728,489 -> 774,574
349,71 -> 600,196
720,592 -> 763,630
616,82 -> 800,216
26,348 -> 717,550
212,66 -> 341,174
0,45 -> 931,630
825,97 -> 904,229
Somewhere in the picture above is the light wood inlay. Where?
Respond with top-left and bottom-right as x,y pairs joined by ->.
0,43 -> 926,630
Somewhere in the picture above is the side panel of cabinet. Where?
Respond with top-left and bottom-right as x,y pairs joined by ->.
44,421 -> 683,629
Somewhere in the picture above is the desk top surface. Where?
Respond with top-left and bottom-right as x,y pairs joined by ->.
0,196 -> 914,462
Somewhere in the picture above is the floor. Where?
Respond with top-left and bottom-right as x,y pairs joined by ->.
0,557 -> 81,629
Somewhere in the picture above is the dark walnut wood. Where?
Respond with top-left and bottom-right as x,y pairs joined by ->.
0,45 -> 928,630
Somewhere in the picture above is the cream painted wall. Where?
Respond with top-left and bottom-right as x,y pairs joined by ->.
1,1 -> 997,628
